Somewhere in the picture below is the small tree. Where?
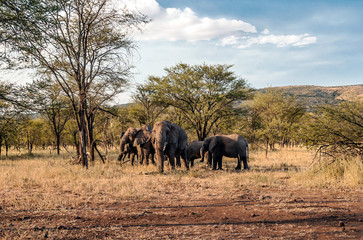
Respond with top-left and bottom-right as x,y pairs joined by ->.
250,89 -> 305,155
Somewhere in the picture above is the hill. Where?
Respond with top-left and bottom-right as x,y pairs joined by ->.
261,85 -> 363,111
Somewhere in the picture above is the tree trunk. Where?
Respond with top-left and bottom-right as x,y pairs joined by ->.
73,130 -> 80,160
79,95 -> 88,168
56,134 -> 61,155
27,130 -> 30,153
0,137 -> 2,159
5,142 -> 9,157
87,116 -> 95,162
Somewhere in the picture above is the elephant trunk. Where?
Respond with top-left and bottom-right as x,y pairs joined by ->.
155,148 -> 165,173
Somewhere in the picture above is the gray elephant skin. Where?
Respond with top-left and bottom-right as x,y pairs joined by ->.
152,121 -> 189,172
117,127 -> 139,165
117,125 -> 154,165
201,134 -> 249,170
186,140 -> 203,167
133,126 -> 155,165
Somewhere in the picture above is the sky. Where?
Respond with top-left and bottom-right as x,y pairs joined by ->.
1,0 -> 363,103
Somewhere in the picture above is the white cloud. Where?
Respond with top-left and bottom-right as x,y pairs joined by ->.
124,0 -> 317,49
220,35 -> 240,46
237,33 -> 317,48
261,29 -> 270,35
127,0 -> 257,42
220,33 -> 317,49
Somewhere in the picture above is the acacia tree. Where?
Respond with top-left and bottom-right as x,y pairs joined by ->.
1,0 -> 147,167
250,89 -> 305,155
143,63 -> 251,140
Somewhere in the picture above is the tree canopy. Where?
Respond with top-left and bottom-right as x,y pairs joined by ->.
246,89 -> 306,154
140,63 -> 252,140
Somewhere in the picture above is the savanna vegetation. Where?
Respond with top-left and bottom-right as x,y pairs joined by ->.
0,0 -> 362,239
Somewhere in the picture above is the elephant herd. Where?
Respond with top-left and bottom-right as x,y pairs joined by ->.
117,121 -> 249,173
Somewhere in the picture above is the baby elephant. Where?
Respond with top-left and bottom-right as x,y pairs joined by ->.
186,141 -> 203,167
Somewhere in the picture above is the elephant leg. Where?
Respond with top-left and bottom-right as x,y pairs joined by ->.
189,158 -> 194,167
242,153 -> 249,170
167,152 -> 176,170
217,156 -> 223,170
235,155 -> 242,170
176,155 -> 181,167
130,153 -> 136,166
156,149 -> 164,173
151,152 -> 156,165
207,152 -> 212,168
212,154 -> 219,170
138,148 -> 144,165
145,150 -> 149,165
181,149 -> 189,170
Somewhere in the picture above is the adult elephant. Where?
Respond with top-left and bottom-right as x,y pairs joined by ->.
186,141 -> 203,167
117,128 -> 138,165
221,134 -> 249,168
201,135 -> 249,170
152,121 -> 189,172
133,126 -> 155,165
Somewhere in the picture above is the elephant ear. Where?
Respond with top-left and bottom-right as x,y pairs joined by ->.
209,137 -> 218,152
133,130 -> 151,146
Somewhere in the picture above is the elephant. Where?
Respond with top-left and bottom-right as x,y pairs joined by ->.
220,134 -> 249,168
186,141 -> 203,167
117,125 -> 155,166
201,135 -> 249,170
152,121 -> 189,172
117,128 -> 139,165
133,126 -> 155,165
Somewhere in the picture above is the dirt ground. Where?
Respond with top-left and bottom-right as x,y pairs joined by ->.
1,185 -> 362,239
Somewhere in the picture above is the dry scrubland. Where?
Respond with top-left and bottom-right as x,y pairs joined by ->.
0,148 -> 362,239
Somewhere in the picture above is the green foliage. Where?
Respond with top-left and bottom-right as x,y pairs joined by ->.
140,63 -> 252,140
130,84 -> 167,126
242,89 -> 305,152
302,100 -> 363,161
0,0 -> 61,66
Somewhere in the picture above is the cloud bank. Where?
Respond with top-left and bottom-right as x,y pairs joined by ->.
122,0 -> 317,48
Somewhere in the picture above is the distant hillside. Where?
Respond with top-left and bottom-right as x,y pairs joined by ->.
260,85 -> 363,112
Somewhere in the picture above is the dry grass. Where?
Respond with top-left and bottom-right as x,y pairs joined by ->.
292,157 -> 363,189
0,147 -> 361,211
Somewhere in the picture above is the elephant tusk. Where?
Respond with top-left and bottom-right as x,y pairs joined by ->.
163,142 -> 167,151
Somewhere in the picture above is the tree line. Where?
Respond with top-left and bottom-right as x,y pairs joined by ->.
1,63 -> 362,162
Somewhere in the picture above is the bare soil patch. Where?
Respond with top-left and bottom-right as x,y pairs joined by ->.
1,185 -> 362,239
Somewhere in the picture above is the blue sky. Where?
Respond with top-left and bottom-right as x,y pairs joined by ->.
1,0 -> 362,103
124,0 -> 363,103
